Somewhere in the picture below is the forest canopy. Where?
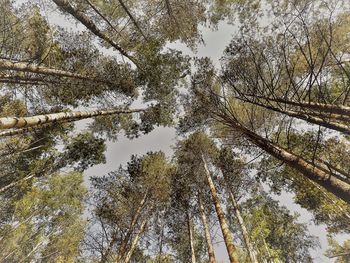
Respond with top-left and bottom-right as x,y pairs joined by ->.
0,0 -> 349,262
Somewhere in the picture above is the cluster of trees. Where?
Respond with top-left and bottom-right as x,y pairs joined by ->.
0,0 -> 349,262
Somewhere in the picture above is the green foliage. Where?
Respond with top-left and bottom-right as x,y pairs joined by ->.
64,132 -> 106,171
238,193 -> 319,262
0,171 -> 86,262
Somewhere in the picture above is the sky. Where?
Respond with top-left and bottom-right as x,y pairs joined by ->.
15,1 -> 349,261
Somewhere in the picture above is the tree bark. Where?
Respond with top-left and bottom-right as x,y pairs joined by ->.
222,174 -> 258,263
123,219 -> 147,263
201,154 -> 240,263
198,192 -> 216,263
51,0 -> 138,67
237,96 -> 350,135
0,108 -> 144,130
221,117 -> 350,204
249,95 -> 350,116
0,121 -> 70,137
0,59 -> 100,81
0,174 -> 34,193
187,210 -> 197,263
101,191 -> 148,262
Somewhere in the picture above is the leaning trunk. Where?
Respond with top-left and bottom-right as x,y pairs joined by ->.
261,96 -> 350,116
221,116 -> 350,204
0,108 -> 144,130
123,219 -> 148,263
198,192 -> 216,263
0,59 -> 101,81
222,174 -> 258,263
51,0 -> 138,66
102,191 -> 148,262
115,191 -> 149,262
237,96 -> 350,135
187,210 -> 197,263
117,0 -> 148,41
202,154 -> 240,263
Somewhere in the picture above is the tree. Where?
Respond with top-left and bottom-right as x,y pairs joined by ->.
237,192 -> 319,262
175,132 -> 240,263
217,147 -> 259,263
182,58 -> 350,204
86,152 -> 172,262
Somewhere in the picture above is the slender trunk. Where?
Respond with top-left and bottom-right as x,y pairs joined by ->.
0,108 -> 144,130
187,210 -> 197,263
101,191 -> 148,262
222,117 -> 350,204
123,219 -> 147,263
0,59 -> 104,83
0,78 -> 46,86
222,175 -> 258,263
158,214 -> 165,263
0,174 -> 34,193
115,191 -> 149,262
327,252 -> 350,258
51,0 -> 138,67
316,158 -> 350,181
117,0 -> 148,41
238,96 -> 350,135
201,154 -> 240,263
250,95 -> 350,116
198,192 -> 216,263
0,120 -> 71,137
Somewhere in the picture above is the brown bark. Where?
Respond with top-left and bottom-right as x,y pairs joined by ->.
123,219 -> 148,263
221,117 -> 350,204
187,210 -> 197,263
222,174 -> 258,263
115,191 -> 149,262
0,108 -> 144,130
51,0 -> 138,67
201,154 -> 240,263
101,191 -> 148,262
252,95 -> 350,116
238,96 -> 350,135
198,192 -> 216,263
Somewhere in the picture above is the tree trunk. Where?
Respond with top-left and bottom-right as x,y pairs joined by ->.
117,0 -> 148,41
237,96 -> 350,135
0,174 -> 34,193
158,213 -> 165,263
0,121 -> 71,137
245,95 -> 350,116
222,175 -> 258,263
221,117 -> 350,204
198,192 -> 216,263
187,210 -> 197,263
51,0 -> 138,67
0,108 -> 144,130
201,154 -> 240,263
123,219 -> 147,263
102,191 -> 148,262
0,59 -> 100,81
115,191 -> 149,262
